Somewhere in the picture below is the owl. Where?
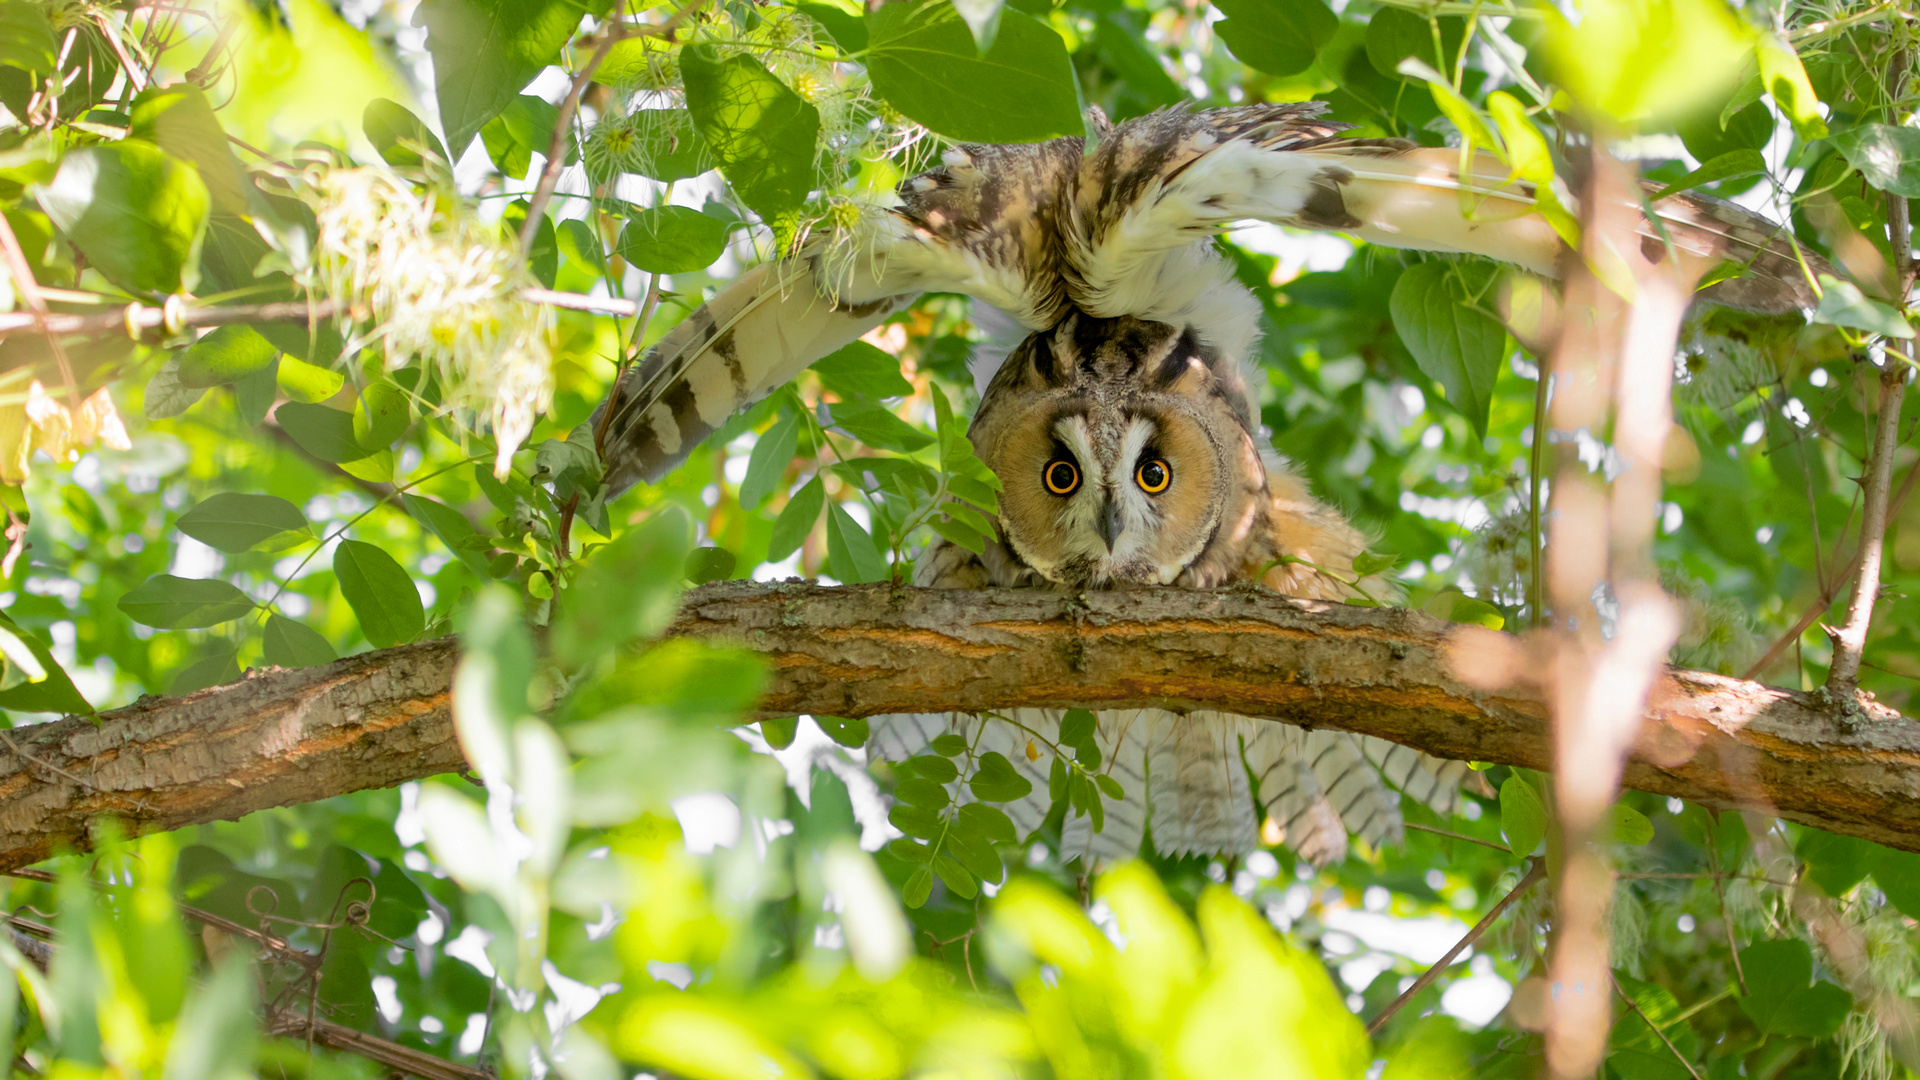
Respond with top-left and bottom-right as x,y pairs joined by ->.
866,311 -> 1469,865
590,101 -> 1828,863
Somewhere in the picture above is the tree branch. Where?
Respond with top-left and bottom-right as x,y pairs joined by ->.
6,584 -> 1920,872
0,290 -> 645,342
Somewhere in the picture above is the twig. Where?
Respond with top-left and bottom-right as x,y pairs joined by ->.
1825,181 -> 1913,696
1367,856 -> 1547,1036
0,287 -> 647,340
1744,458 -> 1920,680
517,0 -> 707,254
1404,820 -> 1512,852
0,209 -> 80,407
265,1010 -> 496,1080
1611,973 -> 1705,1080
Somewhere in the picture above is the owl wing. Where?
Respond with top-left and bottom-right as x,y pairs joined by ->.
595,138 -> 1083,495
1066,103 -> 1829,317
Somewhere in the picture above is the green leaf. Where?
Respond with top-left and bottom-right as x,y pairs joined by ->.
684,546 -> 736,585
334,540 -> 426,648
930,733 -> 967,756
1499,775 -> 1546,857
1796,827 -> 1874,897
1831,122 -> 1920,198
896,777 -> 951,810
813,341 -> 913,400
0,614 -> 92,714
888,803 -> 942,840
680,46 -> 819,236
1390,262 -> 1505,436
906,754 -> 959,783
931,517 -> 988,554
1213,0 -> 1336,79
416,0 -> 611,156
761,716 -> 799,750
234,360 -> 279,427
1399,58 -> 1500,155
739,411 -> 802,510
1677,101 -> 1772,166
815,714 -> 870,747
117,575 -> 255,629
1365,9 -> 1462,81
934,854 -> 978,898
176,494 -> 310,553
1812,274 -> 1914,338
1599,803 -> 1654,846
866,0 -> 1082,144
32,141 -> 211,295
957,802 -> 1016,844
0,3 -> 57,77
363,98 -> 449,168
795,1 -> 868,53
1421,588 -> 1506,630
944,828 -> 1002,883
1059,709 -> 1095,747
503,199 -> 558,288
902,865 -> 933,907
481,94 -> 569,180
825,501 -> 889,584
828,401 -> 934,453
403,494 -> 492,577
1095,773 -> 1125,801
549,507 -> 693,665
557,218 -> 606,276
1737,939 -> 1853,1038
1870,845 -> 1920,921
1351,551 -> 1396,576
767,476 -> 825,562
969,751 -> 1033,802
350,382 -> 411,452
276,402 -> 375,463
128,83 -> 250,217
263,614 -> 337,668
887,837 -> 933,863
277,357 -> 346,403
1648,150 -> 1767,202
1757,31 -> 1826,141
616,206 -> 730,274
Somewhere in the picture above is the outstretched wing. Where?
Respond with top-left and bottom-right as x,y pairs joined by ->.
595,138 -> 1083,495
1065,102 -> 1829,319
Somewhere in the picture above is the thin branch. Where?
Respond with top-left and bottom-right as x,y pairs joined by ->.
1744,458 -> 1920,680
0,288 -> 647,340
1825,182 -> 1914,696
1367,857 -> 1547,1036
0,208 -> 80,406
517,1 -> 707,254
1403,821 -> 1512,852
1611,973 -> 1705,1080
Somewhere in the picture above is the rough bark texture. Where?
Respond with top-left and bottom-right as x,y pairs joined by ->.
3,583 -> 1918,869
0,638 -> 462,870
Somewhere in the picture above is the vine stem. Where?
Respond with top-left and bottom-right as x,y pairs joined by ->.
1825,172 -> 1913,695
1366,856 -> 1546,1036
1611,973 -> 1705,1080
517,0 -> 708,255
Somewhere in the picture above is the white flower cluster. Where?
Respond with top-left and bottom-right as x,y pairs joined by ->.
303,168 -> 553,478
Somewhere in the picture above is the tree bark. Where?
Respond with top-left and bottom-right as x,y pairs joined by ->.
3,582 -> 1918,869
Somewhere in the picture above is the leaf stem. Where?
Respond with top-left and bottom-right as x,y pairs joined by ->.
1367,856 -> 1546,1036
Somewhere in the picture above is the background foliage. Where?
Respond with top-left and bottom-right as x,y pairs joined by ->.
0,0 -> 1917,1075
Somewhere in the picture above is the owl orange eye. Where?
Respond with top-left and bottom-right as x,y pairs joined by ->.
1043,458 -> 1080,496
1136,458 -> 1171,494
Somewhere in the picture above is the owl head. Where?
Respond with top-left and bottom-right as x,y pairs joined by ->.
968,313 -> 1273,589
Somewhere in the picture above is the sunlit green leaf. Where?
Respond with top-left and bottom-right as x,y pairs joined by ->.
334,540 -> 425,648
176,494 -> 309,553
263,614 -> 338,668
1213,0 -> 1336,79
118,576 -> 254,629
1389,262 -> 1505,436
417,0 -> 611,156
617,205 -> 730,274
1499,774 -> 1546,857
866,0 -> 1081,143
1831,122 -> 1920,198
32,141 -> 211,295
681,45 -> 818,236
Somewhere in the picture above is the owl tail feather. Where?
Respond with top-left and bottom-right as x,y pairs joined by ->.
1291,146 -> 1830,314
591,259 -> 911,497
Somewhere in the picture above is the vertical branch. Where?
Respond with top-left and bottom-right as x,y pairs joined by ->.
1540,148 -> 1689,1080
1826,186 -> 1912,696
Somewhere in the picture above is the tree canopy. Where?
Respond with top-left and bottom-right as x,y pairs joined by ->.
0,0 -> 1918,1076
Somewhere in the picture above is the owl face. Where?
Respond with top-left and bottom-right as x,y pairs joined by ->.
970,314 -> 1270,588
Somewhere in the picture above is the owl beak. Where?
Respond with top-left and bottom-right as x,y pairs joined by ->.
1097,499 -> 1125,551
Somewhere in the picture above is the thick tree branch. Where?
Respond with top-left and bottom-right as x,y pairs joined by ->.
5,584 -> 1920,871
